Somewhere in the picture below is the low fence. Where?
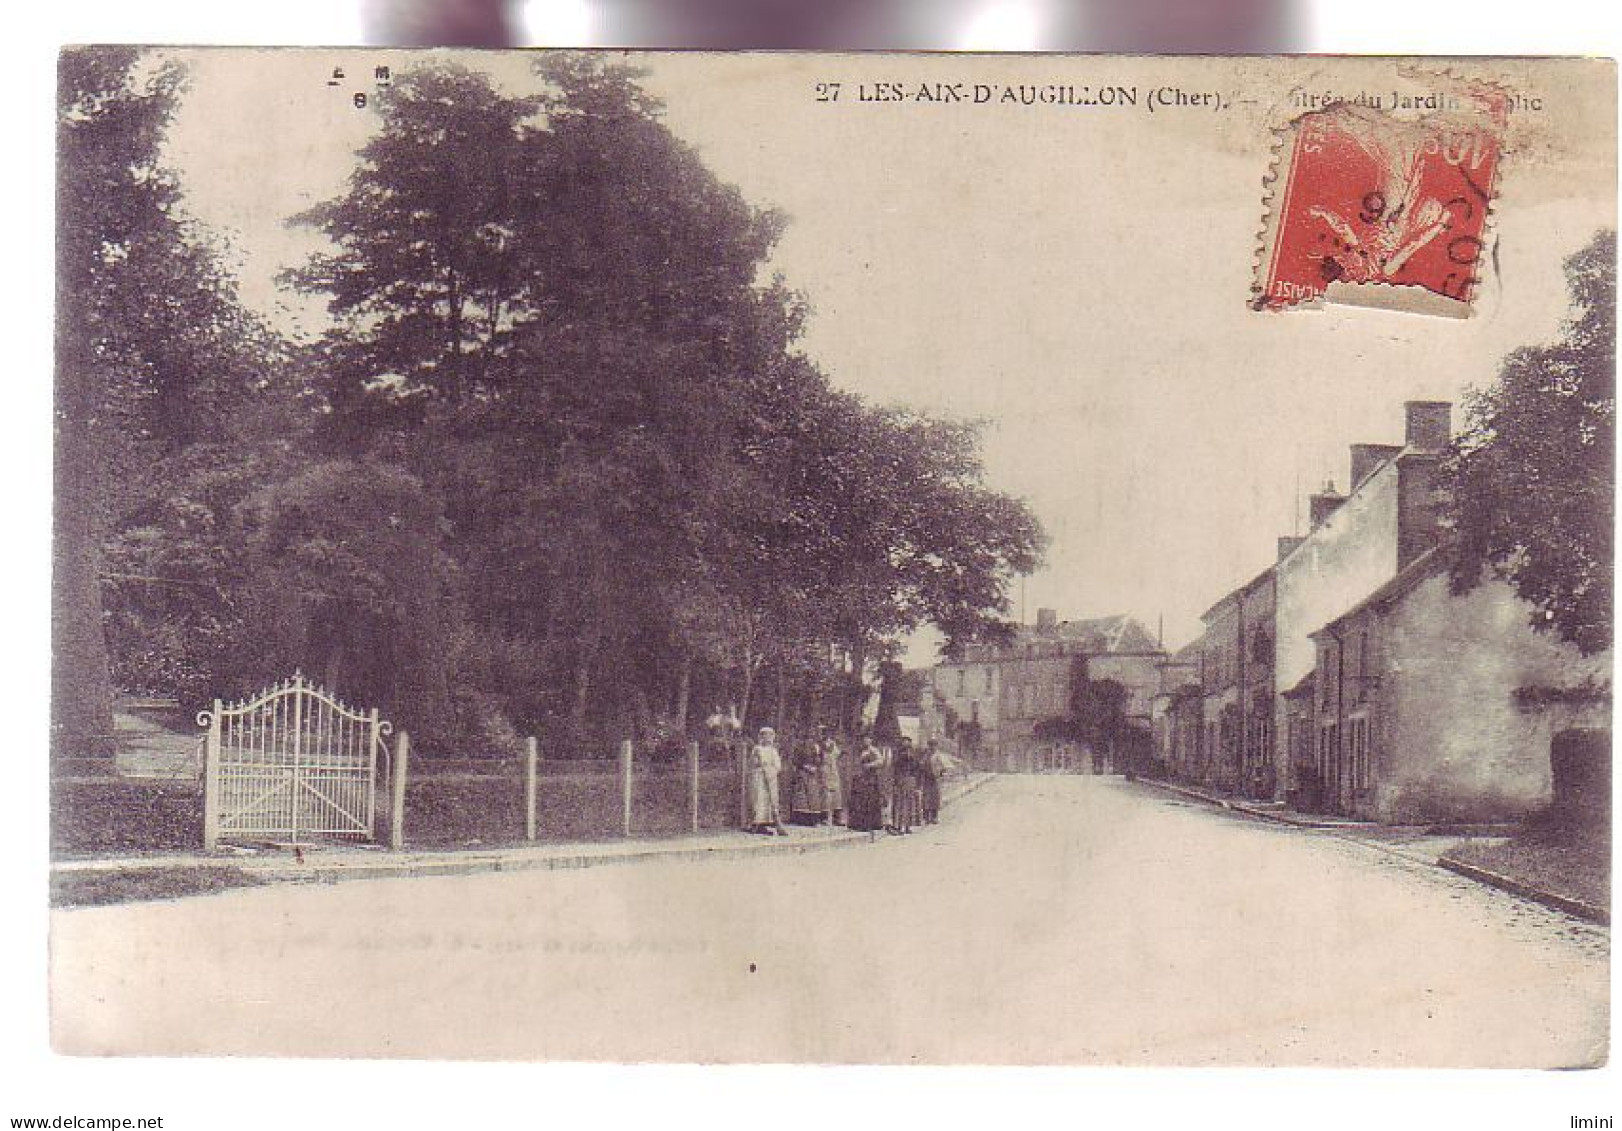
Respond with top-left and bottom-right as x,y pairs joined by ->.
399,738 -> 850,849
55,731 -> 975,855
404,763 -> 744,847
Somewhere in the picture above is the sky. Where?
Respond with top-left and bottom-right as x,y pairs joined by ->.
160,49 -> 1616,656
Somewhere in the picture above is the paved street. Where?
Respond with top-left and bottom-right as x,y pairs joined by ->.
51,776 -> 1608,1066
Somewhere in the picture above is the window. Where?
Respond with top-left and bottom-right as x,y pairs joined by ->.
1318,721 -> 1339,776
1349,715 -> 1371,792
984,667 -> 993,694
1251,630 -> 1273,666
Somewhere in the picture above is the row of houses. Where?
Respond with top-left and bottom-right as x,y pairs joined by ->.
1149,400 -> 1611,823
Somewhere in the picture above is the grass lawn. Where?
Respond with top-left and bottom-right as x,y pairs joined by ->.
51,866 -> 267,909
1444,824 -> 1610,914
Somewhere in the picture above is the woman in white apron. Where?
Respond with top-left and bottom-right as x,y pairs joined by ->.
747,726 -> 786,835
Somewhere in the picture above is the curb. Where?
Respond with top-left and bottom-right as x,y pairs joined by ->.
267,827 -> 881,885
1133,777 -> 1362,830
1437,855 -> 1610,926
1136,778 -> 1515,838
52,773 -> 1000,896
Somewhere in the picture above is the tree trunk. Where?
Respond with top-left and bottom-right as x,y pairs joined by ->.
809,677 -> 824,736
774,661 -> 788,735
672,654 -> 692,737
323,639 -> 345,697
570,626 -> 599,731
51,355 -> 114,768
737,652 -> 757,735
843,642 -> 868,737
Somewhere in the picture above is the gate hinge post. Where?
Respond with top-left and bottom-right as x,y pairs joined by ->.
202,698 -> 223,852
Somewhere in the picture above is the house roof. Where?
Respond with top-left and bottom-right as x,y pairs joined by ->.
1307,547 -> 1446,641
1027,614 -> 1161,654
1281,668 -> 1317,699
1160,638 -> 1203,667
1199,562 -> 1278,624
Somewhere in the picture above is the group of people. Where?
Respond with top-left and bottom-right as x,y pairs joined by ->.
745,726 -> 957,837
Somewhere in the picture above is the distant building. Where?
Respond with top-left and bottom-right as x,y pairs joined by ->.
1306,549 -> 1610,822
922,610 -> 1164,770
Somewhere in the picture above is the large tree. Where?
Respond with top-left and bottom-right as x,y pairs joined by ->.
55,48 -> 268,760
287,64 -> 540,442
286,56 -> 1045,751
1445,230 -> 1615,656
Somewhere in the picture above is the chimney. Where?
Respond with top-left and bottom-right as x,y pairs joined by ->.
1404,401 -> 1452,452
1036,607 -> 1058,632
1308,480 -> 1344,529
1277,535 -> 1304,561
1349,443 -> 1403,490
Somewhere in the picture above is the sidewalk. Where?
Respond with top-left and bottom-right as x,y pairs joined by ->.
1133,775 -> 1608,918
52,772 -> 998,903
1138,776 -> 1517,836
1137,776 -> 1375,831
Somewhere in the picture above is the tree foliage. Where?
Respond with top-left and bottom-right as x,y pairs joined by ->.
69,51 -> 1046,759
55,48 -> 279,758
1445,230 -> 1615,656
1034,658 -> 1135,751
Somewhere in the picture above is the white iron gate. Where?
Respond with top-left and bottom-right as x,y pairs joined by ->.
199,674 -> 391,849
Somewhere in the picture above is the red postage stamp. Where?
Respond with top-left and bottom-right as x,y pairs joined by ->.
1254,85 -> 1508,315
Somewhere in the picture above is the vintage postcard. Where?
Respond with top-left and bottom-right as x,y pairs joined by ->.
49,48 -> 1614,1067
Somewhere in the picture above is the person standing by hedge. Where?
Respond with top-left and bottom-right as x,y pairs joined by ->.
747,726 -> 786,836
920,738 -> 945,825
819,727 -> 845,826
788,736 -> 827,826
892,737 -> 922,835
847,734 -> 887,833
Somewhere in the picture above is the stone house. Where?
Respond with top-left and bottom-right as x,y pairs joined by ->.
1306,549 -> 1611,822
1271,401 -> 1452,801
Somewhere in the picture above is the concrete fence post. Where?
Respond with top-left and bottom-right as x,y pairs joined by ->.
687,740 -> 701,833
389,730 -> 410,851
737,738 -> 749,829
202,698 -> 223,851
620,738 -> 634,837
827,747 -> 839,829
525,735 -> 538,842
